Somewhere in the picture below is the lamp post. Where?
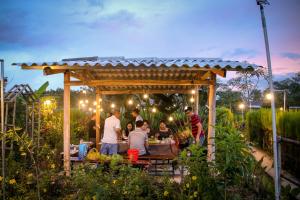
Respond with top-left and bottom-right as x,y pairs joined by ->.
256,0 -> 280,199
238,103 -> 245,121
266,89 -> 287,111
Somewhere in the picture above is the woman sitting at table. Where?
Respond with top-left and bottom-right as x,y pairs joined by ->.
156,120 -> 173,140
122,122 -> 134,140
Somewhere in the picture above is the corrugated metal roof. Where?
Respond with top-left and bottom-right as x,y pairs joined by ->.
14,56 -> 260,70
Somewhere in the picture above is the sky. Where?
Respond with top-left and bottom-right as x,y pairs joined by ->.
0,0 -> 299,90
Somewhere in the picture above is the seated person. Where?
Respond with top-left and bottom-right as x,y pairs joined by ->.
122,122 -> 134,140
156,120 -> 173,140
128,120 -> 149,156
142,120 -> 151,135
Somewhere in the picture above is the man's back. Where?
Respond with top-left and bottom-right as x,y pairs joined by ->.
128,128 -> 148,155
102,115 -> 120,144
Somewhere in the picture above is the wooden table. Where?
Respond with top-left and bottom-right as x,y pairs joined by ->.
99,141 -> 179,156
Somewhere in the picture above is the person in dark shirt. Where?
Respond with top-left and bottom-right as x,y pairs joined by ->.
122,122 -> 134,140
184,107 -> 204,146
88,114 -> 96,146
155,120 -> 173,140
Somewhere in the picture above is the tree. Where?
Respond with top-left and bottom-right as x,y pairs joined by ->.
228,68 -> 266,106
217,83 -> 243,112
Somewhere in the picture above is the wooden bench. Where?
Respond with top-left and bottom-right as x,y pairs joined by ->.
69,157 -> 151,170
124,154 -> 177,175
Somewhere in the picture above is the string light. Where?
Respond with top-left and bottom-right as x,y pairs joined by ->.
81,103 -> 86,107
191,90 -> 196,94
190,97 -> 195,103
238,103 -> 245,109
266,93 -> 273,100
168,116 -> 174,122
44,100 -> 51,106
128,99 -> 133,105
79,100 -> 83,104
82,90 -> 87,94
143,94 -> 149,99
152,107 -> 157,113
100,108 -> 103,112
88,108 -> 92,111
93,109 -> 96,113
111,103 -> 115,108
85,100 -> 89,103
184,106 -> 188,110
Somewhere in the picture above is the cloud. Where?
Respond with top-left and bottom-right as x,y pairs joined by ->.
77,9 -> 141,30
281,52 -> 300,60
86,0 -> 104,7
224,48 -> 260,59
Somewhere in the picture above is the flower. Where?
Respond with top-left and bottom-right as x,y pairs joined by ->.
193,191 -> 198,197
164,191 -> 169,196
112,180 -> 117,184
50,164 -> 55,169
186,183 -> 190,188
9,179 -> 16,185
0,176 -> 3,181
192,176 -> 197,181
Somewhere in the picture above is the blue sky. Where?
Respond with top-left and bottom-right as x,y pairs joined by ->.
0,0 -> 299,89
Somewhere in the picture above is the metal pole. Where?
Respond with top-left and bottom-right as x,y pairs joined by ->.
283,90 -> 286,112
257,1 -> 280,199
0,59 -> 5,200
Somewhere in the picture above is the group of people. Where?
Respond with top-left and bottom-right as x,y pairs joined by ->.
88,107 -> 204,156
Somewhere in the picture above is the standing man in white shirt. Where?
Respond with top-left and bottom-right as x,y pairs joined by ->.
131,108 -> 143,123
100,110 -> 121,155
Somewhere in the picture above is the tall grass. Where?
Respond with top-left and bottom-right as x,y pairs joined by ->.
247,109 -> 300,179
247,109 -> 300,144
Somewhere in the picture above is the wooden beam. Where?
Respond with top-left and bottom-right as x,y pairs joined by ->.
97,89 -> 197,95
89,79 -> 212,86
95,91 -> 101,150
211,69 -> 226,77
207,73 -> 216,162
200,71 -> 211,80
63,71 -> 71,176
21,65 -> 226,75
43,68 -> 66,75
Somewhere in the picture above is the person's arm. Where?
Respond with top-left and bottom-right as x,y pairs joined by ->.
114,120 -> 122,139
195,122 -> 203,143
144,133 -> 149,149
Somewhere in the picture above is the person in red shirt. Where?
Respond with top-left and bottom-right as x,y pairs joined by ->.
184,107 -> 205,146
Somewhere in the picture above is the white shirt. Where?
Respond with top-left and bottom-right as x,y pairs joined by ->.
102,115 -> 121,144
135,115 -> 143,122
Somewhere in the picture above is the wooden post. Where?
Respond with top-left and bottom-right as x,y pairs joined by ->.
208,73 -> 216,162
195,86 -> 199,115
95,90 -> 101,150
63,71 -> 71,176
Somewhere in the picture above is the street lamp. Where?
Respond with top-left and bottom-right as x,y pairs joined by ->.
266,89 -> 286,111
238,103 -> 245,121
256,0 -> 280,199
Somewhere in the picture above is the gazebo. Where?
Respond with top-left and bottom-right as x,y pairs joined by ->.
14,56 -> 258,176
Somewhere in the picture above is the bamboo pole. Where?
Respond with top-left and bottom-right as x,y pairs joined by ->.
63,71 -> 71,176
207,74 -> 216,162
95,90 -> 101,150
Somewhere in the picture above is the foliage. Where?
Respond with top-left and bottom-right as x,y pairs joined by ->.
247,109 -> 300,179
178,125 -> 276,199
273,72 -> 300,107
228,68 -> 266,106
34,81 -> 49,99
